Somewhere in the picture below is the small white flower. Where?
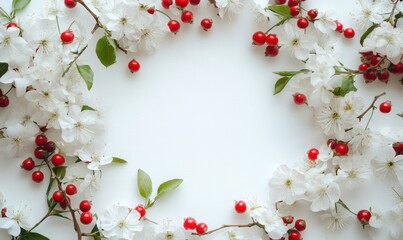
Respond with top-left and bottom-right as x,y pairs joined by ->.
320,209 -> 353,231
0,205 -> 31,236
348,126 -> 375,154
281,23 -> 316,60
0,124 -> 34,157
98,205 -> 143,240
42,0 -> 66,20
269,165 -> 306,205
254,208 -> 287,239
79,170 -> 101,196
76,139 -> 112,170
0,26 -> 32,67
153,220 -> 186,240
338,155 -> 371,189
389,203 -> 403,239
306,174 -> 341,212
215,0 -> 243,19
372,147 -> 403,184
129,16 -> 167,53
351,0 -> 383,30
251,0 -> 270,23
314,10 -> 337,34
317,144 -> 334,162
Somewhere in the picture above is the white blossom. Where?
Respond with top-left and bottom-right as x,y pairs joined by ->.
372,147 -> 403,184
152,220 -> 186,240
215,0 -> 243,19
0,205 -> 31,236
320,209 -> 352,231
269,165 -> 306,204
351,0 -> 383,30
253,208 -> 287,239
314,10 -> 337,34
306,174 -> 341,212
338,155 -> 372,189
0,26 -> 32,67
280,23 -> 316,60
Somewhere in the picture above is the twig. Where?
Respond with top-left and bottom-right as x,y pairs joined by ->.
191,222 -> 262,236
389,0 -> 399,25
62,45 -> 88,77
357,92 -> 386,121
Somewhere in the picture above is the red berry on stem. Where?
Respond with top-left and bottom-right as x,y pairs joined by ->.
190,0 -> 200,5
52,191 -> 65,202
181,10 -> 193,23
293,93 -> 306,105
147,8 -> 155,14
343,28 -> 355,39
80,212 -> 93,225
60,30 -> 75,44
7,22 -> 18,29
35,134 -> 48,146
59,196 -> 70,210
294,219 -> 306,231
80,200 -> 92,212
327,139 -> 337,149
135,205 -> 146,218
288,230 -> 301,240
393,142 -> 403,154
335,21 -> 343,32
0,95 -> 9,108
363,70 -> 377,82
65,184 -> 77,195
370,55 -> 382,66
357,209 -> 371,224
168,20 -> 180,34
183,217 -> 197,230
51,154 -> 65,166
290,6 -> 300,17
196,223 -> 208,234
288,0 -> 299,7
297,17 -> 309,29
307,148 -> 319,160
1,208 -> 6,217
64,0 -> 77,8
252,31 -> 266,45
377,70 -> 389,82
335,143 -> 349,155
161,0 -> 173,9
307,9 -> 318,19
44,141 -> 56,152
282,215 -> 294,224
32,170 -> 44,183
358,63 -> 369,72
265,45 -> 279,57
34,147 -> 47,159
200,19 -> 213,31
128,59 -> 141,73
379,101 -> 392,113
266,34 -> 278,46
175,0 -> 189,8
234,200 -> 247,214
22,158 -> 35,171
389,62 -> 403,74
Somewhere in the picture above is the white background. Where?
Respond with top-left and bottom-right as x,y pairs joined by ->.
1,0 -> 403,240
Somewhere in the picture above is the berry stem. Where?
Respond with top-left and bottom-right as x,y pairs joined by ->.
190,222 -> 263,236
4,85 -> 15,96
364,106 -> 375,130
265,18 -> 289,34
336,199 -> 357,216
25,203 -> 57,234
357,92 -> 386,121
388,0 -> 399,25
56,16 -> 61,34
155,9 -> 172,21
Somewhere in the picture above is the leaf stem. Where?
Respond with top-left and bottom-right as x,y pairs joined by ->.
62,45 -> 88,77
155,9 -> 172,21
265,18 -> 289,34
337,199 -> 357,216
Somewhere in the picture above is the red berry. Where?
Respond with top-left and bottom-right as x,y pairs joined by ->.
327,139 -> 337,149
357,209 -> 371,224
288,230 -> 301,240
275,0 -> 286,4
51,154 -> 65,166
39,126 -> 48,132
64,0 -> 77,8
297,17 -> 309,29
265,45 -> 279,57
147,8 -> 155,14
358,63 -> 369,72
307,148 -> 319,160
80,211 -> 93,225
190,0 -> 200,5
0,95 -> 9,108
65,184 -> 77,195
44,141 -> 56,152
377,70 -> 389,82
335,143 -> 349,156
196,223 -> 208,234
343,28 -> 355,39
128,59 -> 141,73
200,19 -> 213,31
294,219 -> 306,231
181,10 -> 193,23
1,208 -> 6,217
290,6 -> 300,17
6,22 -> 18,29
265,34 -> 278,46
59,196 -> 70,210
389,62 -> 403,74
52,191 -> 65,202
161,0 -> 173,9
234,200 -> 247,214
175,0 -> 189,8
379,101 -> 392,113
307,9 -> 318,19
370,55 -> 382,66
22,158 -> 35,171
393,142 -> 403,154
293,93 -> 306,105
60,30 -> 75,44
288,0 -> 299,7
335,21 -> 343,32
183,217 -> 197,230
282,215 -> 294,224
79,200 -> 92,212
34,147 -> 47,159
32,170 -> 44,183
134,205 -> 146,218
252,31 -> 266,45
168,20 -> 180,34
363,70 -> 377,82
35,134 -> 48,146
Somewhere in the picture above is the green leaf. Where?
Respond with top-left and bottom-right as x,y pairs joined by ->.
155,179 -> 183,201
81,105 -> 97,111
112,157 -> 127,163
91,224 -> 102,240
19,229 -> 49,240
12,0 -> 31,11
96,36 -> 116,67
273,69 -> 310,77
76,64 -> 94,90
50,212 -> 71,221
360,24 -> 378,46
0,62 -> 8,78
333,75 -> 357,97
53,166 -> 67,180
273,76 -> 291,95
267,5 -> 291,17
137,169 -> 152,199
45,178 -> 55,207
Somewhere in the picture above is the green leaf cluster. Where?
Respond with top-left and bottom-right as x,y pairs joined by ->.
137,169 -> 183,209
333,75 -> 357,97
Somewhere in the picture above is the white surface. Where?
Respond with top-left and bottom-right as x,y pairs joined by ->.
1,1 -> 403,240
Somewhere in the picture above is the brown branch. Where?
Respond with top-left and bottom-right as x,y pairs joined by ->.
389,0 -> 399,25
357,92 -> 386,121
191,222 -> 262,236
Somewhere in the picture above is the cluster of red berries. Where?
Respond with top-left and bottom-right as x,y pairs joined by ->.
0,89 -> 10,108
359,51 -> 403,83
306,141 -> 349,161
252,31 -> 280,57
280,215 -> 306,240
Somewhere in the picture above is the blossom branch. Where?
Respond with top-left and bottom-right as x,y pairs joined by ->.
357,92 -> 386,121
191,222 -> 262,236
